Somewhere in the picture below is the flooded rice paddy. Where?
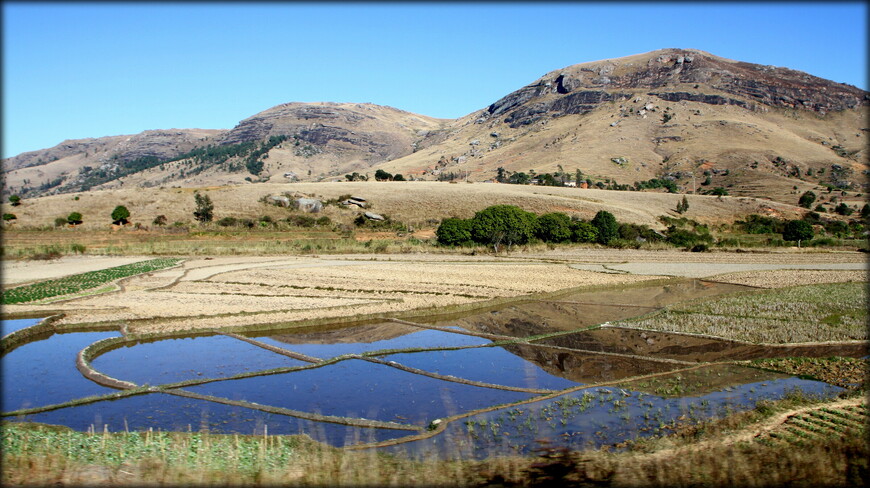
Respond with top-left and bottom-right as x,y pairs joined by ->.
1,279 -> 861,458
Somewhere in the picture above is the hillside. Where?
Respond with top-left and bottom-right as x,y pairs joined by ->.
380,49 -> 868,206
0,181 -> 816,232
2,48 -> 867,208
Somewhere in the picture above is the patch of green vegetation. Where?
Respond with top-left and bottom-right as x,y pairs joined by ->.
1,258 -> 181,305
618,282 -> 868,343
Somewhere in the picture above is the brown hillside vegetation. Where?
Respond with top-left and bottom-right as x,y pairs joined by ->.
0,181 -> 815,231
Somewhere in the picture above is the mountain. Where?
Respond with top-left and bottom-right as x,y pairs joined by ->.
3,48 -> 867,206
379,48 -> 868,203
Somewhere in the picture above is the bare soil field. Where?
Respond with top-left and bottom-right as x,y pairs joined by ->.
3,249 -> 866,335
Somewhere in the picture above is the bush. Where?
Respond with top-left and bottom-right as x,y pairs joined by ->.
3,213 -> 16,221
436,217 -> 473,246
470,205 -> 538,251
536,212 -> 573,243
571,221 -> 598,243
152,215 -> 167,226
54,217 -> 68,228
798,191 -> 816,208
591,210 -> 619,245
315,216 -> 332,227
67,212 -> 83,225
9,194 -> 21,206
288,215 -> 316,228
666,228 -> 712,248
782,219 -> 814,246
835,203 -> 854,216
217,217 -> 239,227
111,205 -> 130,225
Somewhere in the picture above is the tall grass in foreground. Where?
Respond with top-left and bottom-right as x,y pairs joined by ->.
3,392 -> 867,486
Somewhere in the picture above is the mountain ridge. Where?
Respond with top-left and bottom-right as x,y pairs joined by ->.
3,48 -> 867,207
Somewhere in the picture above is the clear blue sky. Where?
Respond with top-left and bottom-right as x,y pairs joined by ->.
3,2 -> 867,158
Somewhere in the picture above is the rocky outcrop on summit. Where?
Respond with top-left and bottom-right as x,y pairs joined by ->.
481,49 -> 868,127
218,102 -> 444,163
3,129 -> 224,172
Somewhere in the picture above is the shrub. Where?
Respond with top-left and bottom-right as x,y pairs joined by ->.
571,221 -> 598,243
470,205 -> 538,251
54,217 -> 68,228
315,216 -> 332,227
782,219 -> 814,246
217,217 -> 239,227
666,228 -> 712,248
591,210 -> 619,245
9,194 -> 21,206
536,212 -> 572,243
3,213 -> 16,221
287,215 -> 316,228
862,203 -> 870,220
834,203 -> 853,216
798,191 -> 816,208
111,205 -> 130,225
436,217 -> 473,246
67,212 -> 83,225
152,215 -> 167,226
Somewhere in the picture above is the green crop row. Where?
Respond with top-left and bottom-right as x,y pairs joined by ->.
1,258 -> 181,305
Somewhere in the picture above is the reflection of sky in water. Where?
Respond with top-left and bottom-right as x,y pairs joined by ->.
2,330 -> 120,411
385,347 -> 580,390
394,377 -> 845,460
255,326 -> 490,359
0,315 -> 853,459
7,392 -> 408,446
92,335 -> 305,385
186,358 -> 532,426
1,318 -> 42,336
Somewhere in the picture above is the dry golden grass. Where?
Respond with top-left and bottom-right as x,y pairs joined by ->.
3,256 -> 657,334
0,179 -> 812,233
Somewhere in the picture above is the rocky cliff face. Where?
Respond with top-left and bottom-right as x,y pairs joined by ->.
3,129 -> 224,172
480,49 -> 868,128
218,102 -> 443,163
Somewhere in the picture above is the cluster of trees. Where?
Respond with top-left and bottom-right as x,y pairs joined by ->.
435,205 -> 655,251
374,169 -> 405,181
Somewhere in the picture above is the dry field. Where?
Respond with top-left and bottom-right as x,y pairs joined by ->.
3,249 -> 866,335
0,180 -> 813,232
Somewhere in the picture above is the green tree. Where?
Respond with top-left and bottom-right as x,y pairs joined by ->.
67,212 -> 83,225
3,213 -> 17,221
676,196 -> 689,214
862,203 -> 870,220
392,173 -> 406,181
193,192 -> 214,223
496,167 -> 507,183
508,172 -> 530,185
571,221 -> 598,243
782,219 -> 814,247
374,169 -> 393,181
798,191 -> 817,209
834,202 -> 853,216
111,205 -> 130,225
591,210 -> 619,245
470,205 -> 537,252
152,215 -> 167,226
9,195 -> 21,206
435,218 -> 473,246
536,212 -> 572,242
